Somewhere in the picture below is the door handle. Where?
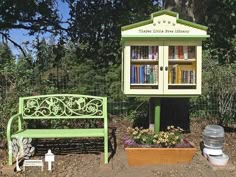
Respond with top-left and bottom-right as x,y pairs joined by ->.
165,66 -> 168,71
160,66 -> 163,71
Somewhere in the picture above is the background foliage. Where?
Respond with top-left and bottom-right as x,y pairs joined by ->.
0,0 -> 236,138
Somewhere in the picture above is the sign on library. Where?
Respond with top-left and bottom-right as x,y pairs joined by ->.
139,29 -> 190,34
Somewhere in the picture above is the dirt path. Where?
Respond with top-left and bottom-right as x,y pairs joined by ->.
0,118 -> 236,177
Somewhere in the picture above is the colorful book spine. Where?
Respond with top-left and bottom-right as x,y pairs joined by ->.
131,47 -> 134,59
131,65 -> 135,83
150,66 -> 154,83
192,70 -> 196,84
175,46 -> 178,59
178,46 -> 183,59
188,46 -> 195,59
148,46 -> 152,59
181,70 -> 185,84
169,46 -> 174,59
152,46 -> 155,59
183,46 -> 188,60
140,66 -> 145,83
146,65 -> 150,83
177,65 -> 181,84
155,46 -> 159,59
168,68 -> 172,84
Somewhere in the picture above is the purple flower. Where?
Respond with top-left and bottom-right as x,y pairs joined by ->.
123,136 -> 137,147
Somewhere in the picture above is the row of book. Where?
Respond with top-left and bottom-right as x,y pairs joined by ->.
131,65 -> 158,84
169,46 -> 195,59
131,46 -> 159,60
169,65 -> 196,84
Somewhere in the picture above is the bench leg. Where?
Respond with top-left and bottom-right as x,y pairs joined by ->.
8,140 -> 13,165
104,134 -> 108,164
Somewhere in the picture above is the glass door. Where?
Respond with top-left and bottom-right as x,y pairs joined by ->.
123,41 -> 164,95
130,45 -> 159,89
163,41 -> 201,95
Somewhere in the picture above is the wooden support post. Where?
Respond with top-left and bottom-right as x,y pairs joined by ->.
154,98 -> 161,133
149,98 -> 161,133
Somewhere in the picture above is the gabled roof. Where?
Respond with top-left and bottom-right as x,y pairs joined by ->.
121,10 -> 208,31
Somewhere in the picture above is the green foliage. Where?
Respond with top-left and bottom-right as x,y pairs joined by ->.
0,44 -> 18,138
204,0 -> 236,64
2,0 -> 236,138
68,0 -> 161,68
126,99 -> 149,128
0,0 -> 62,34
190,50 -> 236,124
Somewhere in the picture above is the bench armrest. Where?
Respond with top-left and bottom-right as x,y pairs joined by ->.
7,113 -> 23,143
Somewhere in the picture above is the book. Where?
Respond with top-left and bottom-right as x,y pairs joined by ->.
190,70 -> 193,84
135,66 -> 138,83
155,46 -> 159,59
181,70 -> 185,83
192,70 -> 196,84
131,47 -> 135,59
131,65 -> 135,83
168,67 -> 172,84
178,46 -> 183,59
140,66 -> 145,83
152,46 -> 155,59
175,46 -> 179,59
188,46 -> 195,59
150,66 -> 154,83
146,65 -> 150,83
148,46 -> 152,59
183,46 -> 188,60
169,46 -> 174,59
145,47 -> 148,59
177,65 -> 181,84
171,65 -> 177,83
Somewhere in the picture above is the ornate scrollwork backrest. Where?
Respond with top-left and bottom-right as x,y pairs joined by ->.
21,95 -> 104,118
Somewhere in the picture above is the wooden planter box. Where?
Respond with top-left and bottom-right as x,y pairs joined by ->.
125,147 -> 197,166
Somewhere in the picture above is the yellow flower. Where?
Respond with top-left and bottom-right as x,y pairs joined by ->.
133,131 -> 138,135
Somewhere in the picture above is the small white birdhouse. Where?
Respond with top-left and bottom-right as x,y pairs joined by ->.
45,149 -> 55,171
45,149 -> 55,162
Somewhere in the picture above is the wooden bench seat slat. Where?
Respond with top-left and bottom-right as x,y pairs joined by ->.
12,129 -> 105,138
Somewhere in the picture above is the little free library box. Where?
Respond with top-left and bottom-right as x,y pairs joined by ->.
121,10 -> 209,97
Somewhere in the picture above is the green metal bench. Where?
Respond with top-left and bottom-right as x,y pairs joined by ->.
7,94 -> 108,165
